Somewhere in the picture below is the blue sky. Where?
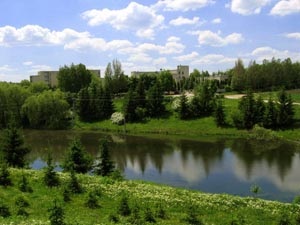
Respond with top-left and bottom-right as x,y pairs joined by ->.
0,0 -> 300,82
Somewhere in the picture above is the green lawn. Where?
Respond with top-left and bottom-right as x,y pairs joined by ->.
0,169 -> 299,225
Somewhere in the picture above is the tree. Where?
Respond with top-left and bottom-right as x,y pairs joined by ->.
0,125 -> 30,168
254,96 -> 265,125
77,87 -> 91,122
94,139 -> 115,176
277,89 -> 294,128
231,58 -> 246,92
57,63 -> 92,93
237,90 -> 256,129
62,138 -> 92,173
159,70 -> 174,93
214,99 -> 226,127
0,163 -> 12,187
178,94 -> 191,120
43,153 -> 60,187
146,82 -> 165,117
123,89 -> 139,122
48,200 -> 65,225
263,96 -> 278,129
22,90 -> 71,129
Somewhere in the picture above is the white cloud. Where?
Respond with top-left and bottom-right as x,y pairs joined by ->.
251,46 -> 300,61
0,25 -> 90,47
270,0 -> 300,16
29,64 -> 53,73
120,36 -> 185,55
169,16 -> 201,26
153,57 -> 168,66
0,65 -> 15,72
191,54 -> 236,65
174,51 -> 199,61
197,30 -> 244,46
229,0 -> 271,15
154,0 -> 215,11
285,32 -> 300,40
81,2 -> 164,39
128,53 -> 153,63
211,18 -> 222,24
23,61 -> 33,66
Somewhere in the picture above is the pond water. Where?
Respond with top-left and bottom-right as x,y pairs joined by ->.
24,130 -> 300,202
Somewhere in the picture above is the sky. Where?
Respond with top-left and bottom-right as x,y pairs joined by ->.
0,0 -> 300,82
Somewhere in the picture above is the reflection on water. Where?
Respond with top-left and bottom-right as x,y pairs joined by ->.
24,130 -> 300,202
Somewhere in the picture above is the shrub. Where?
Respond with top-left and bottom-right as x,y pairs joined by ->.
19,174 -> 33,193
293,195 -> 300,205
0,201 -> 11,218
278,212 -> 292,225
156,203 -> 166,219
48,200 -> 65,225
111,112 -> 125,125
67,170 -> 83,194
62,187 -> 71,202
144,206 -> 156,223
94,139 -> 115,177
0,163 -> 12,187
85,191 -> 99,209
118,194 -> 131,217
108,213 -> 119,223
15,196 -> 30,217
184,205 -> 203,225
43,154 -> 60,187
249,125 -> 279,141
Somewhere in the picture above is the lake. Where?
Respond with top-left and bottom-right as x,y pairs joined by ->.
24,130 -> 300,202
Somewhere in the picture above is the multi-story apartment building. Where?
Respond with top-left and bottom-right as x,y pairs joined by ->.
30,69 -> 101,87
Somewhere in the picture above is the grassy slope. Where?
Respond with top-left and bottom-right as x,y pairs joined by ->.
75,92 -> 300,142
0,169 -> 299,225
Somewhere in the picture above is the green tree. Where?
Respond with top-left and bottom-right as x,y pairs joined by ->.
94,139 -> 115,176
254,96 -> 266,125
77,87 -> 91,121
0,162 -> 12,187
159,70 -> 174,93
231,58 -> 246,92
22,90 -> 70,129
62,138 -> 92,173
178,94 -> 191,120
0,125 -> 30,168
146,82 -> 165,117
48,200 -> 65,225
277,89 -> 294,128
57,63 -> 92,93
214,99 -> 226,127
43,153 -> 60,187
237,90 -> 256,129
263,97 -> 278,129
123,89 -> 139,122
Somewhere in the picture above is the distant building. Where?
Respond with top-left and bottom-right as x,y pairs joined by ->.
131,65 -> 189,82
30,69 -> 101,87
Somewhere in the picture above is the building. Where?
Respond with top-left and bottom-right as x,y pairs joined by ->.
30,69 -> 101,87
131,65 -> 189,82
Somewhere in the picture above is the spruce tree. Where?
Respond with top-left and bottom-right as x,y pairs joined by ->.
77,87 -> 90,122
43,153 -> 60,187
255,95 -> 266,125
0,124 -> 30,168
146,82 -> 165,117
263,97 -> 278,129
214,99 -> 226,127
62,138 -> 92,174
178,94 -> 191,119
94,139 -> 115,176
123,89 -> 139,122
238,89 -> 256,129
277,89 -> 294,128
48,200 -> 65,225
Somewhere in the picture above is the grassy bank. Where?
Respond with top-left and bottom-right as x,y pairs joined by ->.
1,169 -> 300,225
74,95 -> 300,142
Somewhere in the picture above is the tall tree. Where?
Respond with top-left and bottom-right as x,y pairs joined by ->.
263,96 -> 277,129
94,139 -> 115,176
277,89 -> 294,128
57,63 -> 92,93
178,94 -> 191,120
0,124 -> 30,168
237,89 -> 256,129
231,58 -> 246,92
146,82 -> 165,118
214,99 -> 226,127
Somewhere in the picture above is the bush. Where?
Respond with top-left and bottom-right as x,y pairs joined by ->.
293,195 -> 300,205
48,200 -> 65,225
19,174 -> 33,193
85,191 -> 99,209
278,212 -> 292,225
15,196 -> 30,217
118,194 -> 131,217
108,213 -> 119,223
144,206 -> 156,223
0,163 -> 12,187
111,112 -> 125,125
67,170 -> 83,194
184,205 -> 203,225
0,202 -> 11,218
249,125 -> 279,141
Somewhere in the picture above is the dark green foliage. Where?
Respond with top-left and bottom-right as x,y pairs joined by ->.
159,70 -> 175,93
293,195 -> 300,205
57,63 -> 92,93
62,138 -> 92,174
178,94 -> 191,119
128,203 -> 143,225
108,213 -> 119,223
278,212 -> 292,225
156,203 -> 166,219
22,90 -> 71,129
237,90 -> 256,129
48,200 -> 65,225
15,196 -> 30,217
43,153 -> 60,187
184,205 -> 203,225
0,163 -> 12,187
19,174 -> 33,193
67,170 -> 83,194
94,139 -> 115,177
295,213 -> 300,225
214,99 -> 226,127
77,87 -> 90,122
146,82 -> 165,117
144,206 -> 156,223
263,97 -> 278,129
118,194 -> 131,217
0,125 -> 30,168
276,89 -> 294,128
123,89 -> 139,122
62,187 -> 71,202
0,201 -> 11,218
85,191 -> 100,209
254,96 -> 266,125
109,169 -> 124,181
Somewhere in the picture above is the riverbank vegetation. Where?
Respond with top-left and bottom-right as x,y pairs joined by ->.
1,168 -> 300,225
0,58 -> 300,142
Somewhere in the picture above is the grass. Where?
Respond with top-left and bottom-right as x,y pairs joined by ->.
74,93 -> 300,143
1,168 -> 300,225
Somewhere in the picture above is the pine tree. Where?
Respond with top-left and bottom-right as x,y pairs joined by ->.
255,96 -> 266,125
263,97 -> 278,129
146,82 -> 165,117
94,139 -> 115,177
102,86 -> 114,119
77,87 -> 90,122
238,90 -> 256,129
178,94 -> 191,119
0,125 -> 30,168
214,99 -> 226,127
62,138 -> 92,174
277,89 -> 294,128
123,89 -> 139,122
43,153 -> 60,187
48,200 -> 65,225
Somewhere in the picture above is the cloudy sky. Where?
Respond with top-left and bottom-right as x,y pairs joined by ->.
0,0 -> 300,82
